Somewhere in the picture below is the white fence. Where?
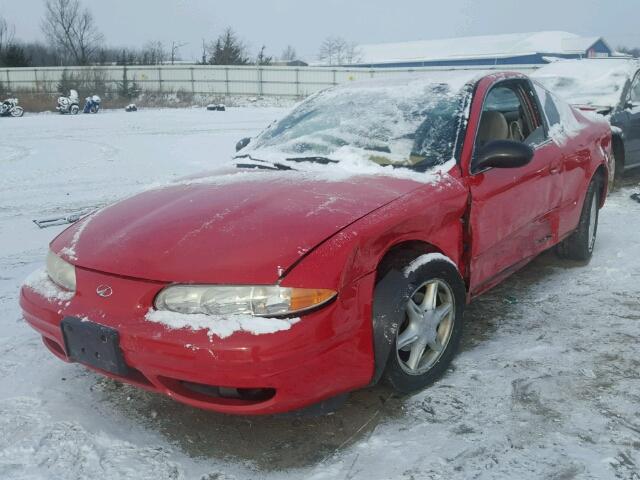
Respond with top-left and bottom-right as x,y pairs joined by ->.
1,64 -> 540,98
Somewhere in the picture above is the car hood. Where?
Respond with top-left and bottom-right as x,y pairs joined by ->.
51,169 -> 425,284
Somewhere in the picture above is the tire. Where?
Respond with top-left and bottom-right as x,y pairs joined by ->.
608,150 -> 616,192
379,253 -> 466,394
613,145 -> 625,185
556,179 -> 600,261
610,148 -> 625,190
70,105 -> 80,115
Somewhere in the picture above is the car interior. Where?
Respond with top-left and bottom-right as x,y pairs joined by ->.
476,82 -> 544,148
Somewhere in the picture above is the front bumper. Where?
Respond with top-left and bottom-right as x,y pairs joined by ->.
19,267 -> 376,415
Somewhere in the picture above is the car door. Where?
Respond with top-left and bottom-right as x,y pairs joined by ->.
619,70 -> 640,167
466,79 -> 563,296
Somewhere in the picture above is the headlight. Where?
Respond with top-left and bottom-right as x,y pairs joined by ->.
46,250 -> 76,292
154,285 -> 336,317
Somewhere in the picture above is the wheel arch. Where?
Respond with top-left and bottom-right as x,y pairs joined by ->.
370,239 -> 461,386
375,240 -> 445,281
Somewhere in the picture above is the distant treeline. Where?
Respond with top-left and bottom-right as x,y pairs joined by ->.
0,0 -> 365,68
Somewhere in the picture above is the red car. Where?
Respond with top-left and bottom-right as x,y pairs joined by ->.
21,71 -> 611,415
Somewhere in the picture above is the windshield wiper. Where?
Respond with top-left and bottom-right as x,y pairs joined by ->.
234,154 -> 294,171
285,156 -> 338,165
235,163 -> 292,171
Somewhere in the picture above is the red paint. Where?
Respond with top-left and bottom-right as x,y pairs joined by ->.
20,72 -> 610,414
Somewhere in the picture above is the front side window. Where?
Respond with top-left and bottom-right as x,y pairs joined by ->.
475,82 -> 545,151
471,81 -> 546,173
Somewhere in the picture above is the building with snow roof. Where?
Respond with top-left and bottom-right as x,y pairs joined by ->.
352,31 -> 613,68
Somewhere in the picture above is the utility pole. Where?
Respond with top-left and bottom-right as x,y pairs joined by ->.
171,41 -> 188,65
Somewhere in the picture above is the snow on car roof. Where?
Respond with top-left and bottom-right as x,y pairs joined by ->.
329,69 -> 494,92
533,58 -> 640,108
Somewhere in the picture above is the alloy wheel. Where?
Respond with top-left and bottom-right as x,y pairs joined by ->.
396,279 -> 455,375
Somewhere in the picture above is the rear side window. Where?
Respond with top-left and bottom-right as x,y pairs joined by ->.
534,81 -> 584,139
534,82 -> 561,128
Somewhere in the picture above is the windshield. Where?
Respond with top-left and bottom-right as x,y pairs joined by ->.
245,78 -> 472,171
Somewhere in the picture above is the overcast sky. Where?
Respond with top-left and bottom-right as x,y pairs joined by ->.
1,0 -> 639,61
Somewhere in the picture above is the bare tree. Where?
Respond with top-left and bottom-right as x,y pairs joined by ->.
318,36 -> 362,65
318,37 -> 339,65
281,45 -> 297,62
41,0 -> 104,65
343,41 -> 363,65
170,41 -> 187,64
0,15 -> 15,57
140,40 -> 167,65
256,45 -> 272,65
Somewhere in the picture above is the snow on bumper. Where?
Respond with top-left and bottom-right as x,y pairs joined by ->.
145,309 -> 300,341
19,267 -> 376,414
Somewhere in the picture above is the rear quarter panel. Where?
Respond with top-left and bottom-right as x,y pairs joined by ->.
557,108 -> 611,238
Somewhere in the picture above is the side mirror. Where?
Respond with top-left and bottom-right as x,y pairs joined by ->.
473,140 -> 534,173
235,137 -> 251,152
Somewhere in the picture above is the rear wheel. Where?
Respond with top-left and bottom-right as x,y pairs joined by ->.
612,141 -> 625,186
608,150 -> 617,191
380,254 -> 465,393
556,179 -> 600,261
70,104 -> 80,115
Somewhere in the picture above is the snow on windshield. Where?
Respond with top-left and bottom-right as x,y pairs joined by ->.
245,73 -> 478,171
533,59 -> 639,108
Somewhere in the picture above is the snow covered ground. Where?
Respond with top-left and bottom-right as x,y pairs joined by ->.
1,108 -> 639,480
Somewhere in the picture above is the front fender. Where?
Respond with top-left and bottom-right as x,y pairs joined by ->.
280,173 -> 468,291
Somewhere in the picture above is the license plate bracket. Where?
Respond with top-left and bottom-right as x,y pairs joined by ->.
61,317 -> 129,376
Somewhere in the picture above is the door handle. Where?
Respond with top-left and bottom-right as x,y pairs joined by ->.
549,166 -> 561,175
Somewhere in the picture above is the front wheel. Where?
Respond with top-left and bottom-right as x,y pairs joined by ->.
70,104 -> 80,115
556,179 -> 600,261
10,106 -> 24,117
381,255 -> 466,394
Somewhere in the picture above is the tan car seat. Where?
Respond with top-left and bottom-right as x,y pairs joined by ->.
477,111 -> 509,146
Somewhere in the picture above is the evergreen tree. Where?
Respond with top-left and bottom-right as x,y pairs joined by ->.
116,64 -> 141,100
1,43 -> 30,67
207,28 -> 249,65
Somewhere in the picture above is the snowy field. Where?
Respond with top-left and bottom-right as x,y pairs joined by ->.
1,108 -> 639,480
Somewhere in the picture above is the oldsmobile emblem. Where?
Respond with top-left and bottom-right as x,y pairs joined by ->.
96,285 -> 113,298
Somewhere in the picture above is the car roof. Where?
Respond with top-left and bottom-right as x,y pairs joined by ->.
328,70 -> 526,95
533,58 -> 640,107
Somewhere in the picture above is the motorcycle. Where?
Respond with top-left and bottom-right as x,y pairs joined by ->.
0,98 -> 24,117
83,95 -> 101,114
57,89 -> 80,115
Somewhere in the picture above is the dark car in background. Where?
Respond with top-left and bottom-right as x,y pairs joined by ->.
534,58 -> 640,183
